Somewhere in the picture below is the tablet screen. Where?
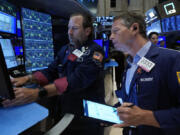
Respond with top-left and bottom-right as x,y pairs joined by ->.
83,100 -> 123,124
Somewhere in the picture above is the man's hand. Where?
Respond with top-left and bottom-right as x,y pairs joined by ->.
11,76 -> 29,87
113,102 -> 160,128
2,87 -> 39,107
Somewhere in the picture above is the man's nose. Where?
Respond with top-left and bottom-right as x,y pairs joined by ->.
110,34 -> 113,40
68,28 -> 73,35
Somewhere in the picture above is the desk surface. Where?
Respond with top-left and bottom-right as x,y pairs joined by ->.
0,102 -> 48,135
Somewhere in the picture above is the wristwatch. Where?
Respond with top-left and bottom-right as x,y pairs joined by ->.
38,87 -> 48,98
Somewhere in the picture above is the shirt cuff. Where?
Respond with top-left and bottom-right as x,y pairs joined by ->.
54,77 -> 68,94
33,71 -> 49,86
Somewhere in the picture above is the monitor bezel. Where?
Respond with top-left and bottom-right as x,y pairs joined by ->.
0,44 -> 15,99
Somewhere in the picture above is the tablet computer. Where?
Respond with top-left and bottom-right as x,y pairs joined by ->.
83,99 -> 123,126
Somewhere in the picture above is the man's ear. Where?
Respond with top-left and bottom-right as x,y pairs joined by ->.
85,27 -> 92,36
130,23 -> 139,32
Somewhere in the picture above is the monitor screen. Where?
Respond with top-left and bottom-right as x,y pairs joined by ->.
0,45 -> 15,99
14,46 -> 23,56
21,8 -> 54,73
94,39 -> 103,47
161,16 -> 177,33
104,40 -> 109,58
157,0 -> 180,19
0,38 -> 18,69
96,16 -> 114,26
146,20 -> 162,35
145,8 -> 159,24
16,11 -> 22,37
0,0 -> 17,17
158,36 -> 166,48
83,99 -> 123,125
0,11 -> 16,34
176,15 -> 180,31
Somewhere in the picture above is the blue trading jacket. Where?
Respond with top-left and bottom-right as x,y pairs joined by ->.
34,40 -> 105,115
116,45 -> 180,135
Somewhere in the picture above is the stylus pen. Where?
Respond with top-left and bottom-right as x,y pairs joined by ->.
118,98 -> 134,107
117,98 -> 136,132
114,98 -> 134,112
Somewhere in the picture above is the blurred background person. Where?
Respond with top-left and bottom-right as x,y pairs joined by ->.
148,32 -> 159,45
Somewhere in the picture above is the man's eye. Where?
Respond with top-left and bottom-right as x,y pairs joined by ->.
112,30 -> 118,33
72,27 -> 79,30
68,27 -> 79,30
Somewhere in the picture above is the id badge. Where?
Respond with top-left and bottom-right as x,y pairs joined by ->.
137,57 -> 155,72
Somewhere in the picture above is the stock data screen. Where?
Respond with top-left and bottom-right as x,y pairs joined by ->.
21,8 -> 54,73
176,15 -> 180,30
0,11 -> 16,34
161,16 -> 177,33
0,38 -> 18,69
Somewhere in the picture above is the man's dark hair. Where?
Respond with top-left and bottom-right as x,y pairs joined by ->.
70,12 -> 94,39
148,32 -> 159,39
114,11 -> 147,39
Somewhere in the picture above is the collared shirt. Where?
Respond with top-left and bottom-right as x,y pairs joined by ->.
125,41 -> 152,95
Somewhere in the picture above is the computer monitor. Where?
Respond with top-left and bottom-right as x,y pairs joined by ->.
103,40 -> 109,58
0,44 -> 15,99
156,0 -> 180,19
158,36 -> 166,48
146,20 -> 162,35
145,8 -> 160,24
94,39 -> 103,47
0,38 -> 18,69
16,11 -> 22,37
0,11 -> 16,34
14,46 -> 23,56
176,15 -> 180,31
96,16 -> 114,26
0,0 -> 17,17
161,16 -> 177,33
21,8 -> 54,73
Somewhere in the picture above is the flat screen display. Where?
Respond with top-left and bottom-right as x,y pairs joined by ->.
0,11 -> 16,34
14,46 -> 23,56
0,38 -> 18,69
96,16 -> 114,26
83,99 -> 123,125
104,40 -> 109,58
161,16 -> 177,33
146,20 -> 162,36
176,15 -> 180,30
157,0 -> 180,19
21,8 -> 54,73
145,8 -> 159,24
0,0 -> 17,17
94,39 -> 103,47
0,45 -> 15,99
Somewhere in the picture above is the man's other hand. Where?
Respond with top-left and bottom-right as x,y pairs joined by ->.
2,87 -> 39,107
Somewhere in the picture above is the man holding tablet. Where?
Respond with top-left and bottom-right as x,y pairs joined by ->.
109,11 -> 180,135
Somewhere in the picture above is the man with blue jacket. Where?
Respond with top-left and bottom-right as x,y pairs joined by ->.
110,11 -> 180,135
3,13 -> 105,135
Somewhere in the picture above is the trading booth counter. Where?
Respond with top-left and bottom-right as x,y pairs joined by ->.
0,102 -> 48,135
